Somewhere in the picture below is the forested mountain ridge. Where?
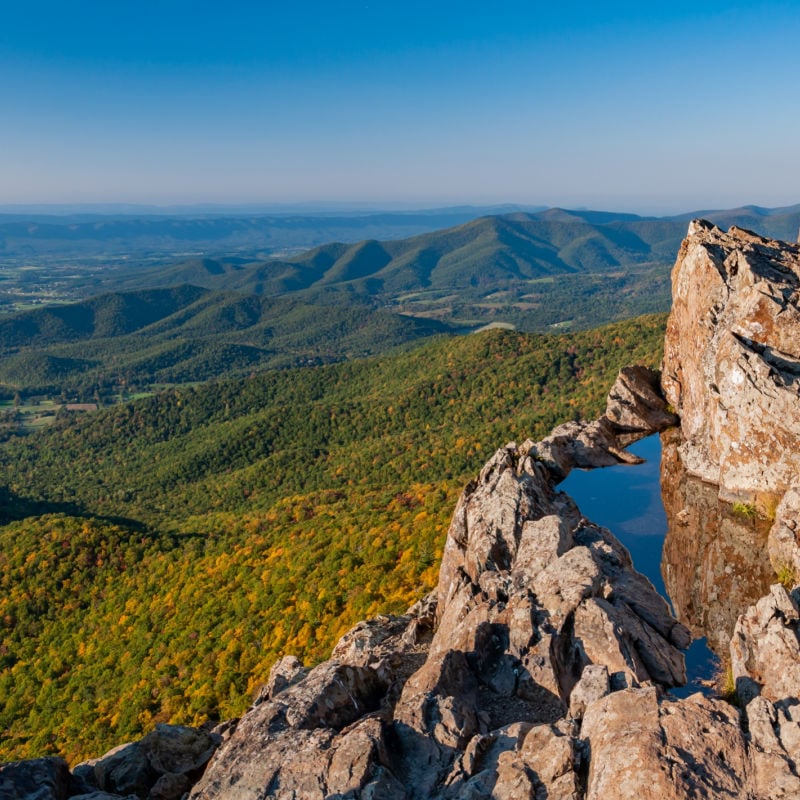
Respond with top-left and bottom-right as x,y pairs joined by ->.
0,287 -> 449,397
107,204 -> 800,296
104,205 -> 800,331
110,211 -> 685,296
0,314 -> 666,762
0,204 -> 694,398
0,286 -> 209,346
5,204 -> 798,346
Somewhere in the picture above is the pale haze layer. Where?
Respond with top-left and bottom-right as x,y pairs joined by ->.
2,0 -> 799,213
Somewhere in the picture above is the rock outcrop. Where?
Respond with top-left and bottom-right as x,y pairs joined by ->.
580,687 -> 749,800
0,757 -> 76,800
657,221 -> 800,798
662,219 -> 800,507
72,723 -> 220,800
0,724 -> 221,800
187,223 -> 800,798
187,367 -> 694,800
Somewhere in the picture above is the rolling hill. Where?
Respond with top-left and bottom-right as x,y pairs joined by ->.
0,287 -> 450,397
4,203 -> 797,399
98,210 -> 683,331
117,211 -> 684,293
116,204 -> 800,305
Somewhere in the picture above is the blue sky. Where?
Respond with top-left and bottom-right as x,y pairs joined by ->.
1,1 -> 799,212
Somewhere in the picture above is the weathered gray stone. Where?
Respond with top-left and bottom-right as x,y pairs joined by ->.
524,417 -> 643,483
730,583 -> 800,705
142,724 -> 220,778
90,741 -> 155,798
252,654 -> 308,705
149,771 -> 190,800
189,661 -> 386,799
81,723 -> 220,798
581,687 -> 749,800
440,721 -> 579,800
512,514 -> 574,579
605,365 -> 678,433
745,695 -> 800,799
568,664 -> 609,719
531,546 -> 603,619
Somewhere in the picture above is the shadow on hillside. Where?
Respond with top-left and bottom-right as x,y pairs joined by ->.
0,485 -> 148,532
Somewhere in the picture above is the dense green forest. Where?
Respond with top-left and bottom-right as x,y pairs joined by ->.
0,314 -> 666,763
0,287 -> 449,398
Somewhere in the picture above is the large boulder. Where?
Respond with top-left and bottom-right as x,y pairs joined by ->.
581,687 -> 749,799
605,365 -> 678,434
729,583 -> 800,706
189,659 -> 394,799
0,757 -> 72,800
75,724 -> 220,799
662,219 -> 800,506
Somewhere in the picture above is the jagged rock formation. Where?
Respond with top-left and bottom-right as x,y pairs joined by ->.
657,221 -> 800,798
185,367 -> 686,800
662,219 -> 800,507
186,225 -> 800,798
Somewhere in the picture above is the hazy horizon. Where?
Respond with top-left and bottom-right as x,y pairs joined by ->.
1,198 -> 798,220
3,1 -> 799,211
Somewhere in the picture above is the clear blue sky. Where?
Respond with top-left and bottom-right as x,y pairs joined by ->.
2,1 -> 799,212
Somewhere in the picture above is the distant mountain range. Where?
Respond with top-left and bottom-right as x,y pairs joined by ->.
93,204 -> 797,333
101,203 -> 800,297
0,205 -> 545,262
2,203 -> 796,265
1,202 -> 798,397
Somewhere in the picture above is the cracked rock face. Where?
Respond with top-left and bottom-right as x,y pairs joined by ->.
661,219 -> 800,505
581,686 -> 749,800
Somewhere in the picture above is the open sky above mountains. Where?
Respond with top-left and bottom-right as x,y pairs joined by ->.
2,0 -> 799,212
